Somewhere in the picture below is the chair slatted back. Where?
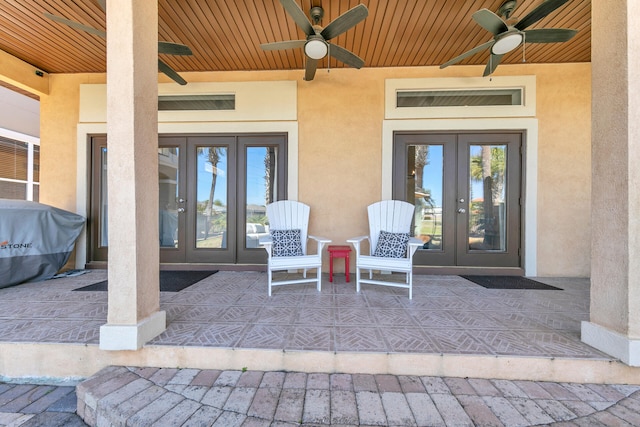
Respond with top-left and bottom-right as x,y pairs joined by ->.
367,200 -> 415,254
266,200 -> 310,255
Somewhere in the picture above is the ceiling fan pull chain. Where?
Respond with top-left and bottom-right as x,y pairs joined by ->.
328,43 -> 331,74
522,32 -> 526,63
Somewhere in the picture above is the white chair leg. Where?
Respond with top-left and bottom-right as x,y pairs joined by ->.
368,269 -> 373,279
356,267 -> 361,293
268,269 -> 273,297
303,268 -> 307,278
316,267 -> 321,292
408,272 -> 413,300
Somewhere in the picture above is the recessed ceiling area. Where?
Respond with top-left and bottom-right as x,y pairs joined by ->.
0,0 -> 590,77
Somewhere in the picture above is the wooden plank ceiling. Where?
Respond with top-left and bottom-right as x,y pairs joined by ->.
0,0 -> 590,77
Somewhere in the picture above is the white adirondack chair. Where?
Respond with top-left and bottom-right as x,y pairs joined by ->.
259,200 -> 331,296
347,200 -> 422,299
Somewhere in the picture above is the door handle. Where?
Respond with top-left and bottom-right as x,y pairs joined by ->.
178,207 -> 185,213
457,208 -> 466,214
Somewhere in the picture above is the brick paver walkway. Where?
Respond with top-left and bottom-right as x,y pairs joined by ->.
68,366 -> 640,426
0,381 -> 85,426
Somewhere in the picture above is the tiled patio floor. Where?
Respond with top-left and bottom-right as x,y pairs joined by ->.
0,270 -> 612,360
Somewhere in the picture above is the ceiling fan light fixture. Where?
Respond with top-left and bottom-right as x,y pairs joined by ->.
304,38 -> 328,60
491,32 -> 523,55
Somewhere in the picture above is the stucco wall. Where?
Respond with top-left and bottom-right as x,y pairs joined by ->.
39,73 -> 105,212
38,63 -> 591,277
535,64 -> 592,277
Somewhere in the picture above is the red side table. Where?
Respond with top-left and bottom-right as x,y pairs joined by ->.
328,245 -> 352,283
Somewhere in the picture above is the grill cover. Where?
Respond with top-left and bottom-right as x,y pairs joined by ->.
0,199 -> 85,288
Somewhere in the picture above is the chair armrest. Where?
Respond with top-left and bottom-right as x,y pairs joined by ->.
259,236 -> 272,245
408,237 -> 422,247
308,235 -> 331,255
347,236 -> 369,257
408,237 -> 422,258
308,235 -> 331,244
346,236 -> 369,244
259,236 -> 273,257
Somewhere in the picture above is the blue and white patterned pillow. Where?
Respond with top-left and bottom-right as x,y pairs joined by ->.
270,229 -> 303,257
373,230 -> 409,258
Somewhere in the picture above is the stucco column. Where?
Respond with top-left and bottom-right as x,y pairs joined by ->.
582,0 -> 640,365
99,0 -> 165,350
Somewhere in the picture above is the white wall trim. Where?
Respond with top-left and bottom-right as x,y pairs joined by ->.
75,123 -> 105,269
80,81 -> 297,123
385,76 -> 537,119
381,117 -> 538,276
0,127 -> 39,145
582,321 -> 640,366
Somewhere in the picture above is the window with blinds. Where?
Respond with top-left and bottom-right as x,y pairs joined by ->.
0,136 -> 39,201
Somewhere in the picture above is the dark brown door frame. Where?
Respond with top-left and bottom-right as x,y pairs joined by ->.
88,133 -> 287,266
455,132 -> 522,268
236,134 -> 288,264
393,132 -> 457,266
392,130 -> 524,272
88,135 -> 108,263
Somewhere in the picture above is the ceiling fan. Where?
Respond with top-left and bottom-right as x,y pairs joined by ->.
44,0 -> 193,85
440,0 -> 578,76
261,0 -> 368,81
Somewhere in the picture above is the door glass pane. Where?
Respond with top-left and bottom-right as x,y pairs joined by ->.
159,147 -> 180,248
99,147 -> 108,247
409,145 -> 443,251
246,146 -> 276,249
196,146 -> 227,249
469,145 -> 507,251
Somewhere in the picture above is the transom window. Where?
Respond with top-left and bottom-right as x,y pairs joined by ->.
385,76 -> 536,119
158,94 -> 235,111
397,89 -> 523,108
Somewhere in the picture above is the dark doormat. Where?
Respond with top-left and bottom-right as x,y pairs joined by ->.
460,275 -> 562,290
73,270 -> 218,292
